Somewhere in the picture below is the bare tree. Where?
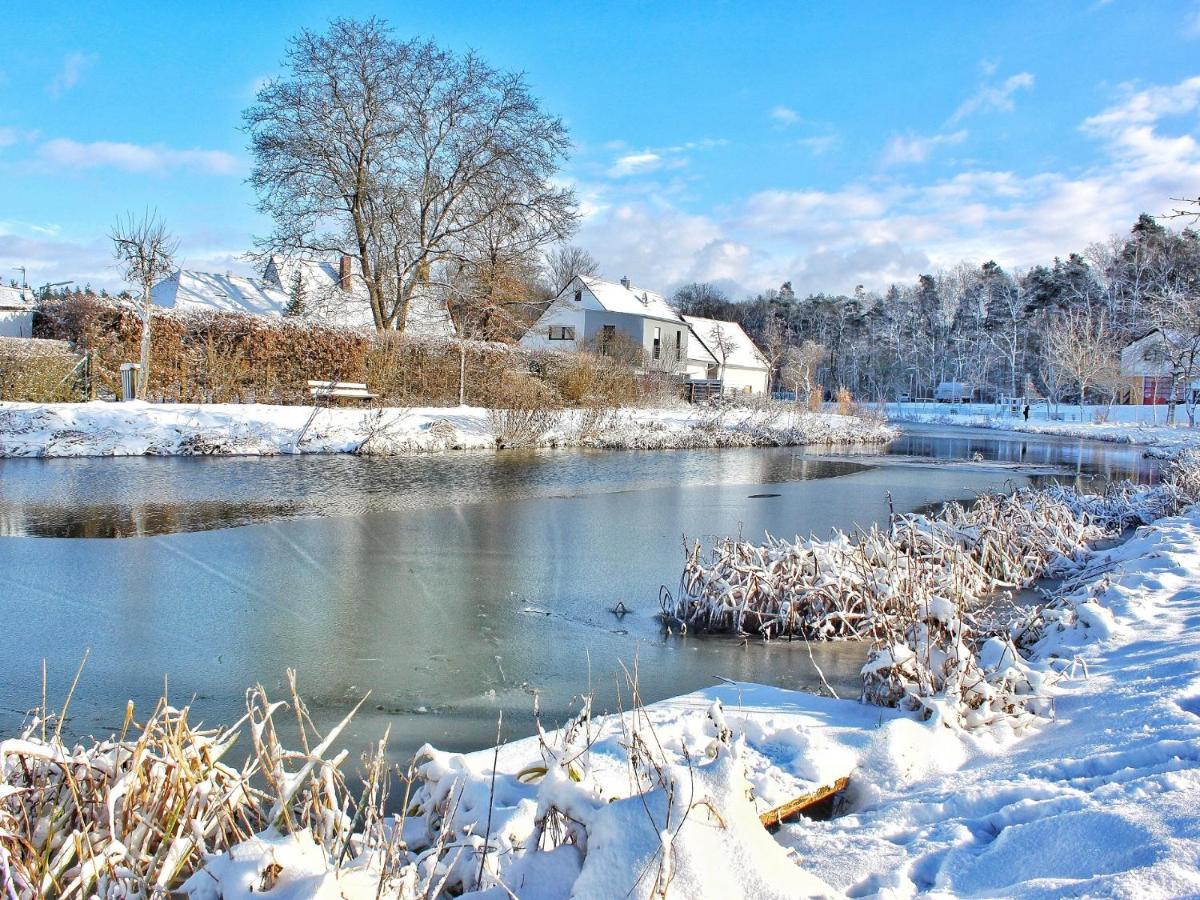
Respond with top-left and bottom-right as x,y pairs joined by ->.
1044,309 -> 1119,420
542,245 -> 599,295
110,211 -> 178,400
670,282 -> 731,317
759,316 -> 790,393
704,323 -> 737,388
781,340 -> 827,403
245,18 -> 577,332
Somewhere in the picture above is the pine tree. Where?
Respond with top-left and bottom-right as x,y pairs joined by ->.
285,270 -> 306,317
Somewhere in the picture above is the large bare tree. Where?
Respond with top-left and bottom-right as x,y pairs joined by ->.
110,211 -> 177,400
1044,309 -> 1119,420
245,18 -> 577,332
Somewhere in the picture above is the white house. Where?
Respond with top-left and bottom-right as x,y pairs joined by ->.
0,285 -> 37,338
151,255 -> 455,337
519,275 -> 693,372
682,315 -> 771,394
1119,328 -> 1200,405
519,275 -> 772,392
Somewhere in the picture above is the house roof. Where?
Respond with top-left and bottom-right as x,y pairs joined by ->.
267,255 -> 454,336
0,285 -> 35,309
151,270 -> 291,317
682,315 -> 768,371
578,275 -> 682,322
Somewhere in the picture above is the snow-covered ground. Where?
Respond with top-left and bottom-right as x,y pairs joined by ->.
184,505 -> 1200,898
885,401 -> 1200,458
0,401 -> 894,457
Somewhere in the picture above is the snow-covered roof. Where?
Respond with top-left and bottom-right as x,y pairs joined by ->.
267,255 -> 453,336
151,270 -> 291,317
578,275 -> 682,322
682,315 -> 768,371
0,285 -> 35,309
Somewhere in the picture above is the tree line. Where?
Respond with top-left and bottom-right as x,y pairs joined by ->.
669,214 -> 1200,413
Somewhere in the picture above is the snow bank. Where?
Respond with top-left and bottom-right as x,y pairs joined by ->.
0,401 -> 895,458
776,505 -> 1200,897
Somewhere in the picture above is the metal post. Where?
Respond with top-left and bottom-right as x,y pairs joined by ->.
120,363 -> 141,402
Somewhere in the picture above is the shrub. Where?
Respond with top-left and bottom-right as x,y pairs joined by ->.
31,295 -> 656,411
488,372 -> 563,448
0,337 -> 84,402
835,386 -> 856,416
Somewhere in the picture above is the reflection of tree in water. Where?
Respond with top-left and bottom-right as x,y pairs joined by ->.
0,501 -> 302,538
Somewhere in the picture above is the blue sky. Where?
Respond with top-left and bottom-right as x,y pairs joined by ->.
2,1 -> 1199,297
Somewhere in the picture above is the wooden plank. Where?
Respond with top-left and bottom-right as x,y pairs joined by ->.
758,775 -> 850,829
307,380 -> 369,390
310,389 -> 374,399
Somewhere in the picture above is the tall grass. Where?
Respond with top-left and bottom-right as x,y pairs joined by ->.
0,669 -> 416,898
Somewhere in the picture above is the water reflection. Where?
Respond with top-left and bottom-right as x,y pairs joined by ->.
0,429 -> 1161,764
880,426 -> 1159,483
0,450 -> 870,538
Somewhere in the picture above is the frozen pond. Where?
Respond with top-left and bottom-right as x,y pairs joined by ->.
0,426 -> 1157,762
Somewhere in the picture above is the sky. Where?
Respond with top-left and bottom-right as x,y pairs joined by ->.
2,1 -> 1200,299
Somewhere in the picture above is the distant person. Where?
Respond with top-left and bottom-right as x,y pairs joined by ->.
1023,404 -> 1030,422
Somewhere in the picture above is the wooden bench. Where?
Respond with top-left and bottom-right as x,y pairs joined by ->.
307,380 -> 375,402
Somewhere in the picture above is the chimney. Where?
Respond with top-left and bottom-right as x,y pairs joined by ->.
620,275 -> 630,289
339,254 -> 353,292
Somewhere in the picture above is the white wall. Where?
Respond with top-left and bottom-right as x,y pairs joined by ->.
0,309 -> 33,338
720,365 -> 769,394
518,300 -> 585,351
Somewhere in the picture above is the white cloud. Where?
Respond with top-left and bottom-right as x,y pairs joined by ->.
950,72 -> 1035,122
47,52 -> 97,97
608,152 -> 664,177
38,138 -> 242,176
881,129 -> 968,166
604,138 -> 725,178
570,75 -> 1200,299
1082,76 -> 1200,131
0,223 -> 255,292
770,105 -> 800,126
1187,3 -> 1200,37
795,134 -> 839,156
0,127 -> 38,148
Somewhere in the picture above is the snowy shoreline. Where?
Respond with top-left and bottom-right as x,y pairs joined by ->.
885,401 -> 1200,458
0,400 -> 896,458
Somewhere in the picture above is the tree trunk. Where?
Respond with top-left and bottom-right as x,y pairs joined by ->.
458,343 -> 467,406
137,289 -> 152,400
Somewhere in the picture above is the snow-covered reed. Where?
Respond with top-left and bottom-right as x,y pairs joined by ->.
665,484 -> 1175,641
1,666 -> 819,898
663,475 -> 1193,728
0,670 -> 410,898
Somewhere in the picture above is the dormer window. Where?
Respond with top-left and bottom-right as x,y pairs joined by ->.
573,289 -> 582,302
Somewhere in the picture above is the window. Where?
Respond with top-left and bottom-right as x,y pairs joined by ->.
573,289 -> 582,302
548,326 -> 575,340
653,326 -> 661,359
600,324 -> 616,355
